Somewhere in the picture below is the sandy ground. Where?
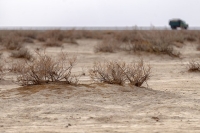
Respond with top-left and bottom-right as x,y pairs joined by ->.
0,39 -> 200,133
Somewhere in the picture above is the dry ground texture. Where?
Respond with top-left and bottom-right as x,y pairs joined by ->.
0,30 -> 200,133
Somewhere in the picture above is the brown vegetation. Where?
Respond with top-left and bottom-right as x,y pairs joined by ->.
187,60 -> 200,72
16,52 -> 78,86
0,32 -> 22,50
94,36 -> 119,53
1,30 -> 200,55
89,59 -> 151,87
44,38 -> 63,47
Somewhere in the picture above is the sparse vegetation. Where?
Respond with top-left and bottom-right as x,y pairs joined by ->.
0,29 -> 200,87
124,59 -> 151,86
94,36 -> 119,53
89,59 -> 151,87
187,60 -> 200,72
0,33 -> 22,50
16,52 -> 78,86
1,29 -> 200,56
44,38 -> 63,47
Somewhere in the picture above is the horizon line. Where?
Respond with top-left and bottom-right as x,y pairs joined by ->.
0,26 -> 200,30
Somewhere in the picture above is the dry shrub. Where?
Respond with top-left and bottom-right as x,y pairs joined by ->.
1,33 -> 22,50
37,33 -> 46,42
21,30 -> 37,39
187,60 -> 200,72
94,36 -> 119,53
11,47 -> 32,60
124,59 -> 151,86
44,38 -> 63,47
16,52 -> 78,85
89,61 -> 126,85
120,31 -> 180,57
37,30 -> 64,42
89,59 -> 151,87
64,30 -> 79,44
73,30 -> 104,39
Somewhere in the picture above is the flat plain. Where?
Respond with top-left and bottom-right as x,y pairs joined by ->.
0,30 -> 200,133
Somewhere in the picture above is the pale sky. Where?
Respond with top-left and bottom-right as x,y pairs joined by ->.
0,0 -> 200,27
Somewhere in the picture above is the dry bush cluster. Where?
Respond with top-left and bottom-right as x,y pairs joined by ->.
0,32 -> 23,50
0,30 -> 37,50
37,30 -> 64,42
37,30 -> 78,45
95,30 -> 186,56
89,59 -> 151,87
0,29 -> 200,59
15,52 -> 78,86
187,60 -> 200,72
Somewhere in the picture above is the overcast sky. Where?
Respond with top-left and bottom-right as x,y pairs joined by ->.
0,0 -> 200,27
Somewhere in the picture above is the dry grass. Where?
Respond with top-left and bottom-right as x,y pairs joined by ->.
89,59 -> 151,87
16,52 -> 78,86
187,60 -> 200,72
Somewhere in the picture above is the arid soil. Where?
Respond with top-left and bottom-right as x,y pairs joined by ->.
0,39 -> 200,133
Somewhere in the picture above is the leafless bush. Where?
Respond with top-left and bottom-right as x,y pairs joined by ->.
89,61 -> 126,85
124,59 -> 151,86
187,60 -> 200,72
89,59 -> 151,87
120,31 -> 180,57
16,52 -> 78,85
94,36 -> 119,53
11,47 -> 32,60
